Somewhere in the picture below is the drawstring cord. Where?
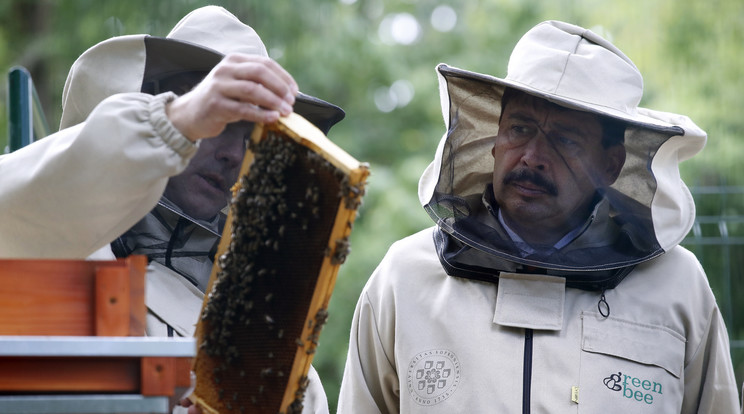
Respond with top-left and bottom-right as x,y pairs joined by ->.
598,289 -> 610,318
165,217 -> 187,270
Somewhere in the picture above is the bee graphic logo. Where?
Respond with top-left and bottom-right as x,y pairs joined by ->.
603,372 -> 623,392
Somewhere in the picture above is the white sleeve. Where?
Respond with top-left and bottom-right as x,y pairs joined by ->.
683,305 -> 741,414
0,91 -> 197,258
302,365 -> 330,414
338,281 -> 400,414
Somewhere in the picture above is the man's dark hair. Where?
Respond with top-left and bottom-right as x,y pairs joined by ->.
500,86 -> 625,149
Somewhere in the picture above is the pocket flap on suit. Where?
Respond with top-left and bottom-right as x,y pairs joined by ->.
581,312 -> 685,378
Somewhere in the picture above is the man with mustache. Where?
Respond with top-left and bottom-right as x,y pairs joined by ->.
490,86 -> 625,256
338,21 -> 739,413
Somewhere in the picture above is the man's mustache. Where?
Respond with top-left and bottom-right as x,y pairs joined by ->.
503,168 -> 558,196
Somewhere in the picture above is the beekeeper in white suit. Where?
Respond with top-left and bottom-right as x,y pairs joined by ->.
0,6 -> 345,414
338,20 -> 740,413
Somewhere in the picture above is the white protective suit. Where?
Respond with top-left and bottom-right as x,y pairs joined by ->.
0,6 -> 345,414
338,21 -> 740,413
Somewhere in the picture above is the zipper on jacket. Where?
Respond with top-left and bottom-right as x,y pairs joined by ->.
523,328 -> 533,414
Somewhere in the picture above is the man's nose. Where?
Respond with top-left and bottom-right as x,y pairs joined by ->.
214,136 -> 245,168
520,132 -> 552,170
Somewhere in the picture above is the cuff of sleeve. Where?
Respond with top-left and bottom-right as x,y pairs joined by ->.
149,91 -> 199,159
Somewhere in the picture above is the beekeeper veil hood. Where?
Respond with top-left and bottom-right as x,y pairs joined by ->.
419,21 -> 705,290
60,5 -> 345,133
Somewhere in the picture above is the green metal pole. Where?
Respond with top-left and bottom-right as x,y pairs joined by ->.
8,66 -> 33,152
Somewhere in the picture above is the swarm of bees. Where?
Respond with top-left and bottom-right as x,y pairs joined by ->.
192,118 -> 369,414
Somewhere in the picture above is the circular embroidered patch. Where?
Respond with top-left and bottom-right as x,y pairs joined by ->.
406,349 -> 461,405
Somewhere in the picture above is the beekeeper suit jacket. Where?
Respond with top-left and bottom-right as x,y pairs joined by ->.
338,21 -> 740,413
0,6 -> 342,414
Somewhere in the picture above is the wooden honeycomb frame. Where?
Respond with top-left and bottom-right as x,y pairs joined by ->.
191,113 -> 368,414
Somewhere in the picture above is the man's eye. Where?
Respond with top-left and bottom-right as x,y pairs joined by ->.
551,134 -> 585,156
511,125 -> 534,137
555,135 -> 579,147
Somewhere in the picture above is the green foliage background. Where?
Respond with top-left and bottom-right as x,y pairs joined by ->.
1,0 -> 742,410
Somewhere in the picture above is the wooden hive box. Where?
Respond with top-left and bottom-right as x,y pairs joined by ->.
0,256 -> 193,399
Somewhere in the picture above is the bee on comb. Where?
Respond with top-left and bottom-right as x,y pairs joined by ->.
191,113 -> 369,414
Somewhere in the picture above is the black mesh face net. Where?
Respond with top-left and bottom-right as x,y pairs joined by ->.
425,72 -> 678,273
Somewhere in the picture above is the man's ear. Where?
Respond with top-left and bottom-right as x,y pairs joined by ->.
602,145 -> 626,185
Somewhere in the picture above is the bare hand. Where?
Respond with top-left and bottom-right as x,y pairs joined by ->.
166,54 -> 299,141
180,396 -> 203,414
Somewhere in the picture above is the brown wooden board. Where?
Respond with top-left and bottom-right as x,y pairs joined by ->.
0,357 -> 140,393
0,355 -> 190,396
0,256 -> 146,336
